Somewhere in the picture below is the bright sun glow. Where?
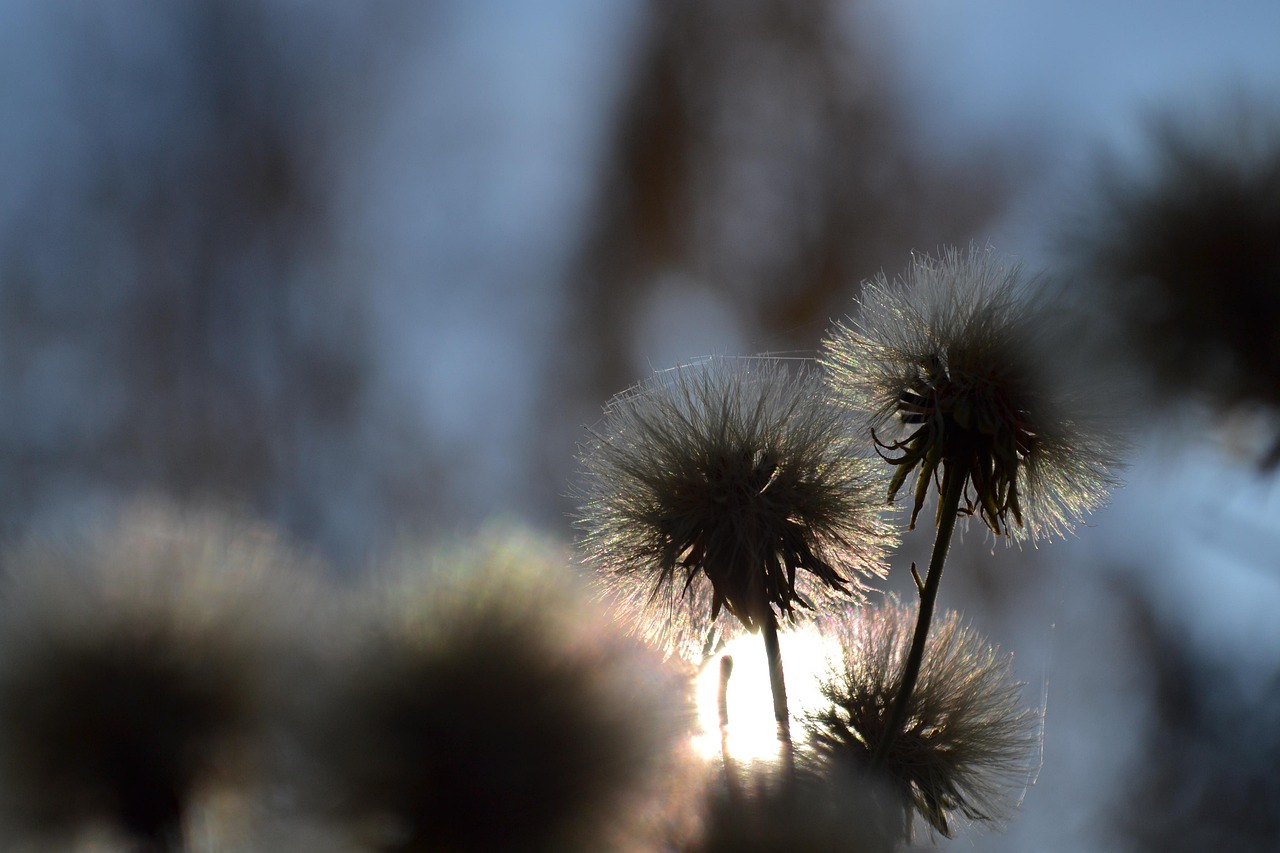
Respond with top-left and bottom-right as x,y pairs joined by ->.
693,624 -> 843,763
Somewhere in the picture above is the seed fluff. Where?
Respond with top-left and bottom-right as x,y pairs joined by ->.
822,246 -> 1120,539
576,356 -> 892,660
804,598 -> 1043,840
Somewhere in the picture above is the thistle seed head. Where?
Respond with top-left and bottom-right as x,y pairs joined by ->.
576,356 -> 893,661
804,598 -> 1042,840
822,246 -> 1120,539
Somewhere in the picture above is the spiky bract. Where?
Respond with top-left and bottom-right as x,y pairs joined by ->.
804,599 -> 1041,840
823,247 -> 1119,539
300,530 -> 685,853
577,357 -> 891,661
0,504 -> 308,850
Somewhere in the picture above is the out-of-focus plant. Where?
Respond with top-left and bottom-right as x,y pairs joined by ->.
0,504 -> 316,852
291,528 -> 692,853
1068,99 -> 1280,465
689,761 -> 897,853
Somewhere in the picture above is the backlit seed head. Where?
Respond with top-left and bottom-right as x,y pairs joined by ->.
804,599 -> 1042,840
576,356 -> 893,661
823,246 -> 1120,539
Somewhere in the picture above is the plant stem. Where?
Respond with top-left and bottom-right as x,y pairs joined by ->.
761,609 -> 795,775
717,654 -> 744,805
718,653 -> 735,731
871,460 -> 966,769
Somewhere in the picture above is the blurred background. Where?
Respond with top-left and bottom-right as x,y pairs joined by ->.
1,0 -> 1279,849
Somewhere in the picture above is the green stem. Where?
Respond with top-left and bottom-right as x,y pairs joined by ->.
761,609 -> 795,775
871,460 -> 966,770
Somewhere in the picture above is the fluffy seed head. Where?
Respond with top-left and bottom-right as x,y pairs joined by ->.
0,504 -> 309,849
576,356 -> 893,661
299,528 -> 687,853
822,247 -> 1120,539
804,599 -> 1042,840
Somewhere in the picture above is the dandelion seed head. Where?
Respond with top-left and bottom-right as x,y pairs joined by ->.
804,599 -> 1043,840
823,246 -> 1120,539
576,356 -> 893,661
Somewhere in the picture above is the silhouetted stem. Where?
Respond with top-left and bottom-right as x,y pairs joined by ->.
761,609 -> 795,775
717,654 -> 744,805
718,654 -> 734,731
871,461 -> 965,769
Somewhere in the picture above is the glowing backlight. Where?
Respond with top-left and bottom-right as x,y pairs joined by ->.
692,624 -> 842,762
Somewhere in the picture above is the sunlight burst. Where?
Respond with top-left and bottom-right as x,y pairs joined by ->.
693,624 -> 842,762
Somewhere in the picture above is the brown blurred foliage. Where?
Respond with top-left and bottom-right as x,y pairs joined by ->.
0,2 -> 409,561
560,0 -> 1014,395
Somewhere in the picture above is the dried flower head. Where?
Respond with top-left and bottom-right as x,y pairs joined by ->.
300,529 -> 686,853
0,504 -> 309,850
822,247 -> 1119,538
804,599 -> 1042,840
576,356 -> 892,660
1071,101 -> 1280,462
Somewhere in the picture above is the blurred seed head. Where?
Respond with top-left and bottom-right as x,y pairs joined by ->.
0,503 -> 313,850
1069,100 -> 1280,464
298,527 -> 691,853
689,762 -> 897,853
576,356 -> 894,662
804,598 -> 1042,841
822,246 -> 1120,539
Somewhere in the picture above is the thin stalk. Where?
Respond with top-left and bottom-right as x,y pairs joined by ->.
761,609 -> 795,776
718,654 -> 735,732
717,654 -> 744,805
870,460 -> 966,769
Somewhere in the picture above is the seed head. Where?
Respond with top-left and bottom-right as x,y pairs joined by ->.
823,247 -> 1119,538
1071,102 -> 1280,463
576,356 -> 893,661
0,504 -> 307,850
691,763 -> 897,853
804,599 -> 1042,840
299,529 -> 685,853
